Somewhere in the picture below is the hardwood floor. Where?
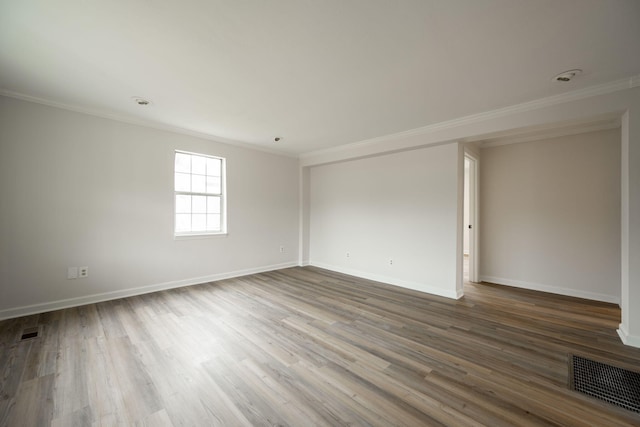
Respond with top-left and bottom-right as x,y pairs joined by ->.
1,266 -> 639,426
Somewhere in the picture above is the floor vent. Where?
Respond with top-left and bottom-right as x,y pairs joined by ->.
570,354 -> 640,413
20,327 -> 39,341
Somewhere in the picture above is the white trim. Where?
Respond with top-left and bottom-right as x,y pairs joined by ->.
298,166 -> 310,267
3,75 -> 638,161
0,262 -> 297,321
0,90 -> 296,158
478,120 -> 620,148
300,74 -> 640,162
455,143 -> 465,297
617,324 -> 640,348
173,151 -> 227,236
310,262 -> 462,300
479,275 -> 620,304
173,232 -> 228,240
463,152 -> 479,284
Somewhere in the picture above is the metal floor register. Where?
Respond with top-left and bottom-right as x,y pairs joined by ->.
570,355 -> 640,413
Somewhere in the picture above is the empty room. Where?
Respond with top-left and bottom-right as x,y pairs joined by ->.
1,1 -> 640,426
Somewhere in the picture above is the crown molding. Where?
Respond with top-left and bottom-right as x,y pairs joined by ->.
0,89 -> 298,159
3,73 -> 638,162
478,119 -> 621,148
300,74 -> 640,160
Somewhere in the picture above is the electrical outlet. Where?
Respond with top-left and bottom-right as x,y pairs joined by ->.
346,252 -> 350,258
67,267 -> 78,279
389,259 -> 393,265
279,246 -> 285,253
79,266 -> 89,278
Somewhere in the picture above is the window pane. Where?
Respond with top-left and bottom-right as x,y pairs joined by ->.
175,153 -> 191,173
207,196 -> 220,213
176,214 -> 191,232
176,195 -> 191,213
192,155 -> 206,175
175,173 -> 191,192
175,151 -> 225,236
192,174 -> 206,193
206,176 -> 221,194
207,214 -> 221,231
207,158 -> 221,176
192,214 -> 206,231
192,195 -> 206,213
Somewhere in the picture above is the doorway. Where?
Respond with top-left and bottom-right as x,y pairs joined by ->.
463,154 -> 478,283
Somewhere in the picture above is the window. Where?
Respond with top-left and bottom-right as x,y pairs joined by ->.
174,150 -> 226,236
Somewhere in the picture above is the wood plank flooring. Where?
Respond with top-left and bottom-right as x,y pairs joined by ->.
1,266 -> 639,426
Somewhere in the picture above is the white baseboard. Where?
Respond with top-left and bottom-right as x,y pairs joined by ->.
479,275 -> 620,305
0,262 -> 298,321
309,261 -> 461,300
617,323 -> 640,348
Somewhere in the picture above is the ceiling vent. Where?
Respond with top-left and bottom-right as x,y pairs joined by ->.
132,97 -> 152,106
553,69 -> 582,82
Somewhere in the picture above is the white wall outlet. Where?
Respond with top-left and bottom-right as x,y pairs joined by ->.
389,259 -> 393,265
279,246 -> 285,253
67,267 -> 78,279
346,252 -> 350,258
79,266 -> 89,278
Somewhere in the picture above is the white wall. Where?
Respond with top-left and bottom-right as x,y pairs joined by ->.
308,143 -> 461,298
479,129 -> 621,303
620,96 -> 640,347
463,159 -> 470,255
299,83 -> 638,347
3,87 -> 640,347
0,96 -> 300,318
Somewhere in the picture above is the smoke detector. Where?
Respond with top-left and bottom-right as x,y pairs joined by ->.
132,97 -> 152,106
553,69 -> 582,82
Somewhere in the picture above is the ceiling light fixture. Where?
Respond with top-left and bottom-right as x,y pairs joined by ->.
132,96 -> 151,106
552,69 -> 582,82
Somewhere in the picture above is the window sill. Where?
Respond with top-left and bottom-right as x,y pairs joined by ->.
174,232 -> 228,240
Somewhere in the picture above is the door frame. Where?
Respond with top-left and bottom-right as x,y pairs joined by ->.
464,153 -> 479,283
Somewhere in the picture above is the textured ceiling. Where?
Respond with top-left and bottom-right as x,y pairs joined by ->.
1,0 -> 639,154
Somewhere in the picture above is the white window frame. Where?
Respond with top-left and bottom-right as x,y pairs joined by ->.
174,150 -> 227,237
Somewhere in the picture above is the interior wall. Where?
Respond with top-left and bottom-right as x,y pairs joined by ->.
619,97 -> 640,347
0,96 -> 300,318
479,128 -> 621,303
463,159 -> 470,255
308,143 -> 461,298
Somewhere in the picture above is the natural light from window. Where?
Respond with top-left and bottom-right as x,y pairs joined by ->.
174,151 -> 226,236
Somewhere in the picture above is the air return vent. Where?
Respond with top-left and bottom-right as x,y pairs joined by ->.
570,355 -> 640,413
20,327 -> 39,341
